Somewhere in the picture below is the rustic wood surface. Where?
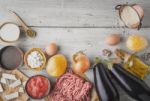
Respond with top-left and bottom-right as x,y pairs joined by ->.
0,0 -> 150,101
0,0 -> 150,27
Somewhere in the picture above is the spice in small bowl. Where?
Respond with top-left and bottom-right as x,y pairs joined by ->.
25,75 -> 51,99
24,48 -> 46,71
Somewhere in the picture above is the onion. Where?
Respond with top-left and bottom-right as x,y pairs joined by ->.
72,51 -> 90,74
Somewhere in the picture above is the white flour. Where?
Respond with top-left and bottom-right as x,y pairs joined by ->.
0,23 -> 20,42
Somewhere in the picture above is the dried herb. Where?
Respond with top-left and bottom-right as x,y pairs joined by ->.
102,49 -> 112,57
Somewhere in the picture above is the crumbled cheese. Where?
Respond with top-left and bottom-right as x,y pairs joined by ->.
0,83 -> 3,92
5,92 -> 19,100
1,78 -> 7,84
2,73 -> 17,80
27,51 -> 44,68
9,79 -> 21,88
19,87 -> 24,93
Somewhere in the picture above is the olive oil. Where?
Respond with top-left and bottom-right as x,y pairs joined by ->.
115,49 -> 149,79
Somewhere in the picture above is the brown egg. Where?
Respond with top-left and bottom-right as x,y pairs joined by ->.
45,43 -> 58,56
105,34 -> 121,46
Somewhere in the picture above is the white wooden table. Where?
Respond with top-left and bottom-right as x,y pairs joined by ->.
0,0 -> 150,101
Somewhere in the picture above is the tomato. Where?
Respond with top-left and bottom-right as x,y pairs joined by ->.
26,75 -> 50,99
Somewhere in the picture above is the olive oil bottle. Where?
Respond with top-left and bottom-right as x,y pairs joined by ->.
115,49 -> 149,80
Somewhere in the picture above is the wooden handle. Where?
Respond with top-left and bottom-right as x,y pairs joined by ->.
10,11 -> 29,30
115,5 -> 122,10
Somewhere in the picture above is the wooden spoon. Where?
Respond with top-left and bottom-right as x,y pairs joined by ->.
10,11 -> 36,38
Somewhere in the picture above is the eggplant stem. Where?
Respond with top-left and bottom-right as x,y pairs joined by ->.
103,60 -> 113,70
93,57 -> 114,70
94,57 -> 101,64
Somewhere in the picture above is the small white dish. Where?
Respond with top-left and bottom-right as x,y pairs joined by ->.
0,22 -> 20,43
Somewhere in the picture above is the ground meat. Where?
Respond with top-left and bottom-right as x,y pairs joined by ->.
49,72 -> 92,101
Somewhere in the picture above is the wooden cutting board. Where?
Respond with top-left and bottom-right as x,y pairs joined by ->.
0,68 -> 29,101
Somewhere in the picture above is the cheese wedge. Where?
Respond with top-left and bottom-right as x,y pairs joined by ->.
19,87 -> 24,93
2,73 -> 17,80
22,81 -> 27,87
1,78 -> 7,84
9,79 -> 21,88
4,92 -> 19,100
0,83 -> 3,92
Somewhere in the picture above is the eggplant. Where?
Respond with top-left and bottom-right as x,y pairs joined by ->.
109,63 -> 150,101
93,63 -> 119,101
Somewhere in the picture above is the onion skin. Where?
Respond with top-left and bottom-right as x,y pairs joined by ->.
132,4 -> 144,19
72,52 -> 90,74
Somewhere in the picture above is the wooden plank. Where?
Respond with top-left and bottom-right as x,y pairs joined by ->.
15,27 -> 150,58
0,27 -> 149,79
0,0 -> 150,27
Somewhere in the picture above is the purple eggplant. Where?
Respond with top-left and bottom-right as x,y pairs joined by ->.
109,63 -> 150,101
93,63 -> 119,101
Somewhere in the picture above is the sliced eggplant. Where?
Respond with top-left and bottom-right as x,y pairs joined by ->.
109,63 -> 150,101
93,63 -> 119,101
